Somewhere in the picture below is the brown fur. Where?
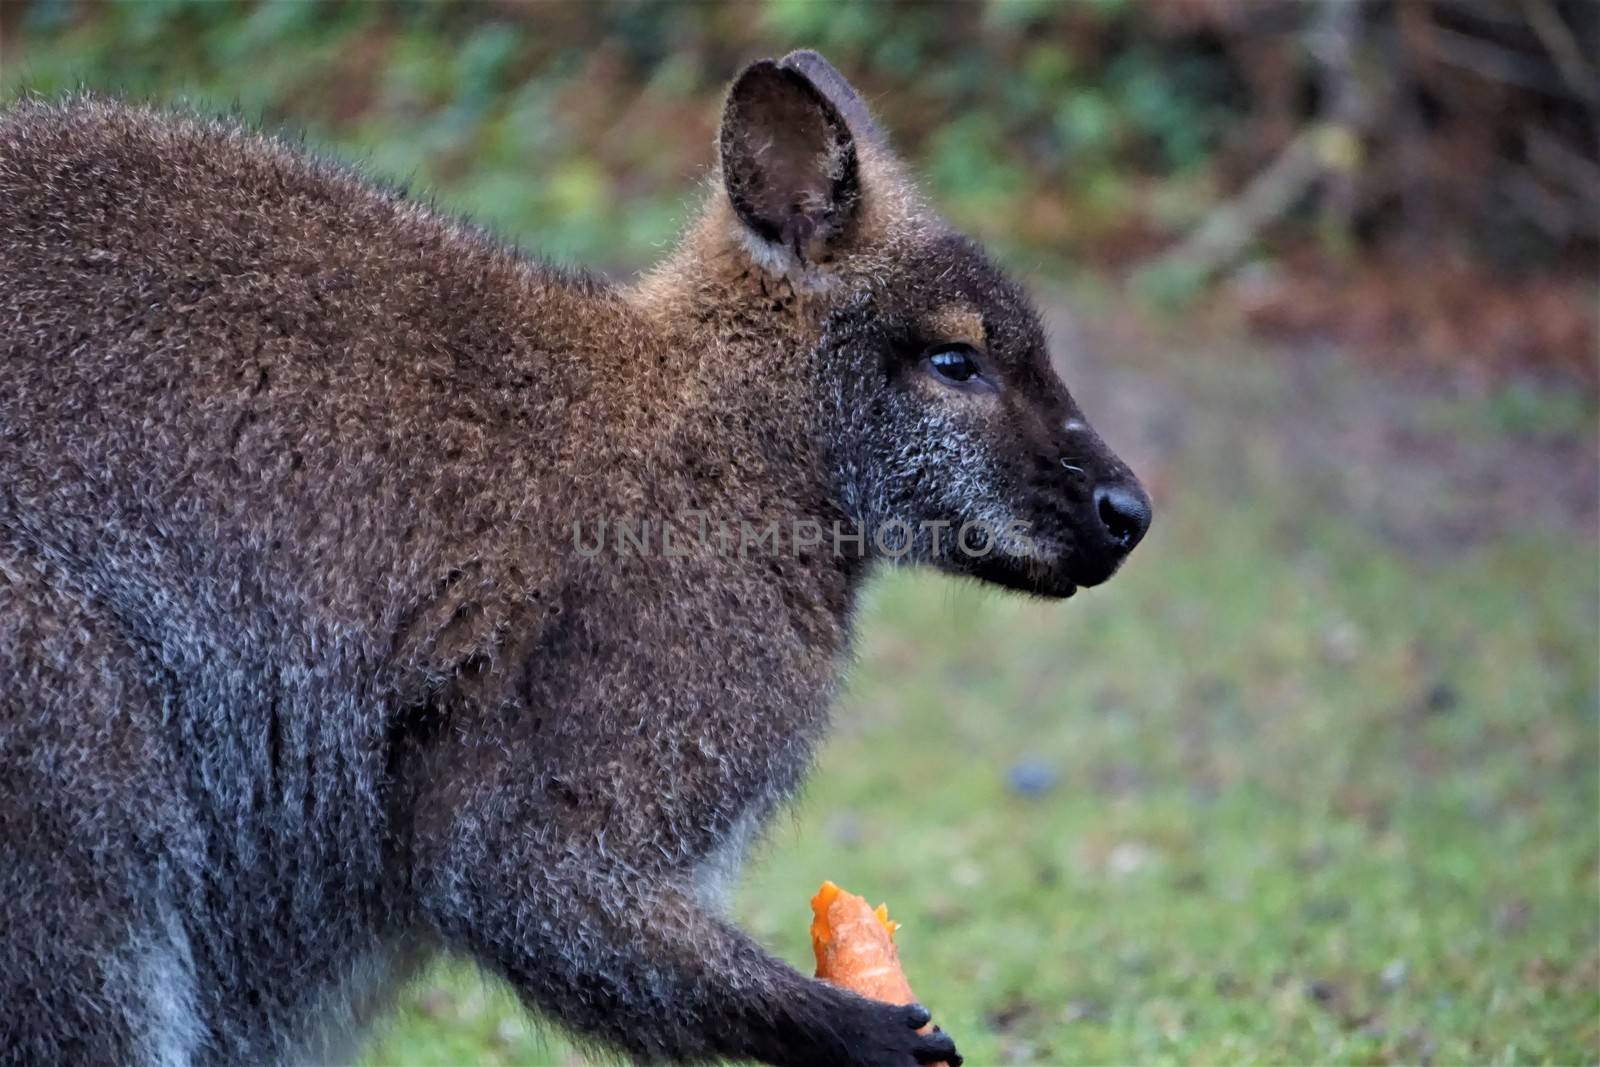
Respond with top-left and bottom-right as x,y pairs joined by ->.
0,53 -> 1146,1066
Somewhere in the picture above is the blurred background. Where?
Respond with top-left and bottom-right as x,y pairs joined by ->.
3,2 -> 1595,1064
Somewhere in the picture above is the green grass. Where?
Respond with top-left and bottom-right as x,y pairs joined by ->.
363,344 -> 1598,1065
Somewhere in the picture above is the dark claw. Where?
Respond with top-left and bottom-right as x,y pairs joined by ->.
913,1026 -> 960,1065
903,1003 -> 932,1030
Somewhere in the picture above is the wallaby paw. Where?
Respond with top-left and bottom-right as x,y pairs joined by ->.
839,1001 -> 962,1067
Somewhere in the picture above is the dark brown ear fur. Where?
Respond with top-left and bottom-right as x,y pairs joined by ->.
779,50 -> 886,146
719,59 -> 859,262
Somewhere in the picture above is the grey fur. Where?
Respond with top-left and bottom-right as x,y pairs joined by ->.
0,54 -> 1146,1067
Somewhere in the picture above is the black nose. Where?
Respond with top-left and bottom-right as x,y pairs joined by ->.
1093,483 -> 1152,552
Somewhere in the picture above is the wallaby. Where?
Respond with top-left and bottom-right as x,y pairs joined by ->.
0,51 -> 1150,1067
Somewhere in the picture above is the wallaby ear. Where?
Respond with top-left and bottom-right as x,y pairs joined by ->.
719,59 -> 860,263
778,50 -> 886,146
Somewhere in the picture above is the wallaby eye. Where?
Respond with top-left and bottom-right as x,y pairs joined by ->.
924,344 -> 986,389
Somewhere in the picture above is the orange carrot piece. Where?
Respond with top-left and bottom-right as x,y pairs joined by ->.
810,881 -> 944,1063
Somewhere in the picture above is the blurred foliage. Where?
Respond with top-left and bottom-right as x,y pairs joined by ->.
4,0 -> 1595,372
9,0 -> 1231,266
0,2 -> 1561,250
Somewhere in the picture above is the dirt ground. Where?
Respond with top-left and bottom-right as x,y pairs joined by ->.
1049,295 -> 1598,558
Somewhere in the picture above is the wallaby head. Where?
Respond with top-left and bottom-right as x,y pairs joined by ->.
649,51 -> 1151,597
